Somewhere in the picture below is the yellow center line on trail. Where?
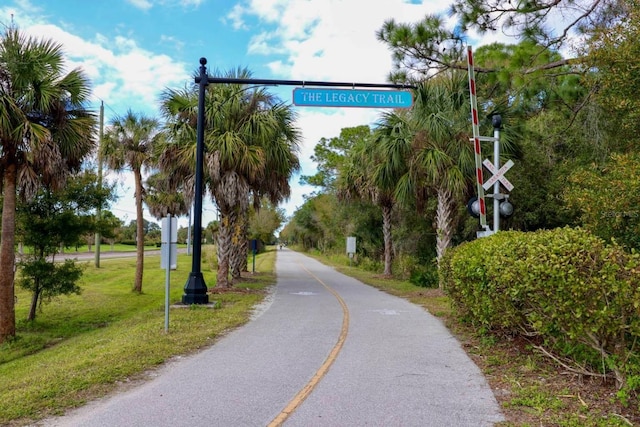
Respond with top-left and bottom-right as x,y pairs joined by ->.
267,262 -> 350,427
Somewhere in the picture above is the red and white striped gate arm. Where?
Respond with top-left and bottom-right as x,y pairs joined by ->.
467,45 -> 488,228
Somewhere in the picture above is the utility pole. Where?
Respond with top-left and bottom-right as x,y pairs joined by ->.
95,101 -> 104,268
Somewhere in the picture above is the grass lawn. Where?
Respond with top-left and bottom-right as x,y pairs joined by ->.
1,247 -> 275,426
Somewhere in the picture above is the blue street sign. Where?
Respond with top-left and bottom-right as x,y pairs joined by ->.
293,88 -> 413,108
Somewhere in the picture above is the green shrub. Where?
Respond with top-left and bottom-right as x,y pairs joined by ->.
564,153 -> 640,251
358,256 -> 382,273
409,260 -> 439,288
393,255 -> 438,287
440,227 -> 640,396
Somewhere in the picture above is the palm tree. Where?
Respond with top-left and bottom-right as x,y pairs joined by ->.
0,28 -> 96,341
102,110 -> 160,293
145,171 -> 192,220
206,74 -> 300,287
230,103 -> 300,282
159,68 -> 300,288
397,73 -> 476,264
337,124 -> 408,277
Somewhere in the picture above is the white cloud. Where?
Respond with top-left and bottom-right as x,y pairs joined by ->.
126,0 -> 205,12
19,23 -> 188,119
10,0 -> 40,16
2,0 -> 543,225
224,3 -> 249,29
178,0 -> 205,7
248,31 -> 283,55
266,59 -> 290,75
231,0 -> 453,216
126,0 -> 153,11
245,0 -> 289,23
159,34 -> 186,53
239,0 -> 449,82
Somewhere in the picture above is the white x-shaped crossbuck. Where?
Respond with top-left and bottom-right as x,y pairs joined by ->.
482,159 -> 514,191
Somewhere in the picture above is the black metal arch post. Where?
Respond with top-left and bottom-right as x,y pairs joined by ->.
183,57 -> 415,304
182,57 -> 210,304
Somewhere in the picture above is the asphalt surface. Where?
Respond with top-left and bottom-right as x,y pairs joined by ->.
40,248 -> 504,427
54,248 -> 167,261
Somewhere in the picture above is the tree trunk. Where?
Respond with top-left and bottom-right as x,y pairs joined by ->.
28,287 -> 42,322
0,163 -> 17,342
435,187 -> 454,270
382,204 -> 393,277
133,169 -> 144,293
216,214 -> 234,288
230,213 -> 248,284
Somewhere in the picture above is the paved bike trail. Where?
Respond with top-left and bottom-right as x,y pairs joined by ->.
41,248 -> 503,426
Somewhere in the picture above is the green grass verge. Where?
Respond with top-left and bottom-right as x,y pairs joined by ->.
0,247 -> 275,425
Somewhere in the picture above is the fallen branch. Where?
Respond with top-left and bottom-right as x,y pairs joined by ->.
533,344 -> 610,380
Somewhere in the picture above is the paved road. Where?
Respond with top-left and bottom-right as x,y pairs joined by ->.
54,248 -> 179,261
41,248 -> 503,426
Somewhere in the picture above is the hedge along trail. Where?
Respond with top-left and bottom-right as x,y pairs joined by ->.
440,226 -> 640,392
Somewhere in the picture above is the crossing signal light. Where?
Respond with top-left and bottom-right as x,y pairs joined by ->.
468,197 -> 513,219
499,200 -> 514,218
467,197 -> 480,218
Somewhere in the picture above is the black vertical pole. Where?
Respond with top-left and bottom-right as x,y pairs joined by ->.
182,57 -> 209,304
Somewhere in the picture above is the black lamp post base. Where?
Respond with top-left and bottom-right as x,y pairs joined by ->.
182,272 -> 209,304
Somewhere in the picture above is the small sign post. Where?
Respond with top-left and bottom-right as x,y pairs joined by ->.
161,216 -> 178,270
161,215 -> 178,332
346,236 -> 356,265
250,239 -> 258,273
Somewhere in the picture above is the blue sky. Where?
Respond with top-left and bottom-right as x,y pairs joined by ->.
1,0 -> 508,229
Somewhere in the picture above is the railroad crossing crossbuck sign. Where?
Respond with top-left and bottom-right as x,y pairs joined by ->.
482,159 -> 514,192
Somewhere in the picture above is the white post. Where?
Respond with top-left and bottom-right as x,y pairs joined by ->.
493,126 -> 500,233
491,114 -> 503,233
95,101 -> 104,268
165,214 -> 171,333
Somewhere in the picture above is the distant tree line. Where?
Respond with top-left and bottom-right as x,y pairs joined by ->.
281,0 -> 639,286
